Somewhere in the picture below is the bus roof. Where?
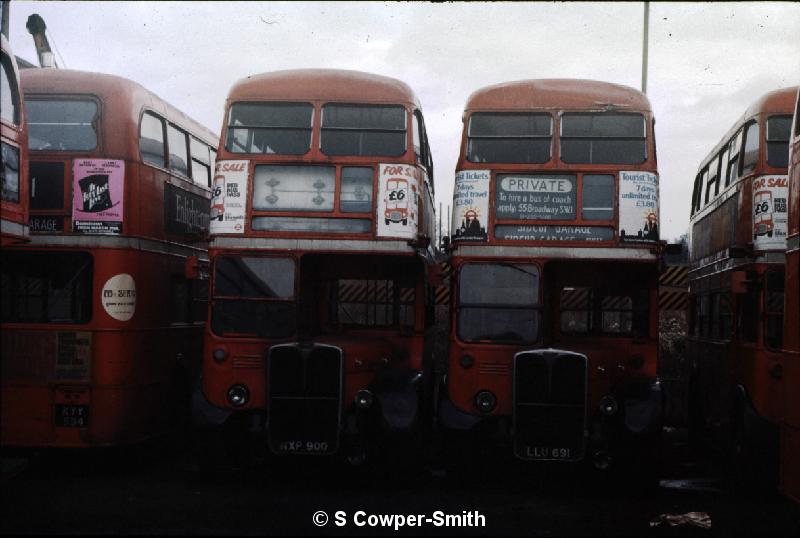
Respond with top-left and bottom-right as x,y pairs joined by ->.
227,69 -> 421,108
742,86 -> 798,118
697,86 -> 798,172
464,79 -> 652,113
20,68 -> 217,145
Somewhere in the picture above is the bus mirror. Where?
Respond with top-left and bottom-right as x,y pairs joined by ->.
731,271 -> 748,294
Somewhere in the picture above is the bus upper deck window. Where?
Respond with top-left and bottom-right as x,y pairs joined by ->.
766,115 -> 792,168
413,112 -> 422,162
226,102 -> 313,155
26,99 -> 98,151
190,136 -> 212,187
467,113 -> 552,164
725,130 -> 742,187
140,112 -> 165,167
320,104 -> 406,157
560,113 -> 646,165
1,53 -> 20,125
167,124 -> 189,176
741,122 -> 759,175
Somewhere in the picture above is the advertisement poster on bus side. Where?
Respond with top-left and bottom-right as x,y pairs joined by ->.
452,170 -> 490,242
56,332 -> 92,381
164,183 -> 210,235
752,175 -> 789,251
619,171 -> 659,242
72,159 -> 124,234
101,273 -> 136,322
377,164 -> 419,239
210,160 -> 249,234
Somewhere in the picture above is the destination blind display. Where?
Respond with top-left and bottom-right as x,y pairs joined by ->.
495,174 -> 576,220
495,224 -> 614,241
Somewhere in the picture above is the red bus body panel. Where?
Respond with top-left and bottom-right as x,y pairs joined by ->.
780,89 -> 800,502
1,35 -> 29,245
1,69 -> 216,448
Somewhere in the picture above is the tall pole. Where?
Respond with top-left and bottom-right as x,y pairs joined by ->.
1,1 -> 10,39
438,202 -> 442,247
641,1 -> 650,94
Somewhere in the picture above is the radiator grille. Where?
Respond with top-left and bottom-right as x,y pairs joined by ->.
513,349 -> 587,461
267,344 -> 342,455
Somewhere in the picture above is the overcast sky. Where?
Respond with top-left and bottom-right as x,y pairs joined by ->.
7,1 -> 800,241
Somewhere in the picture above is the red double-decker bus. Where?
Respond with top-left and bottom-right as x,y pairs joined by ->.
1,34 -> 28,245
439,79 -> 663,487
1,69 -> 217,448
193,69 -> 437,466
687,86 -> 796,489
780,88 -> 800,503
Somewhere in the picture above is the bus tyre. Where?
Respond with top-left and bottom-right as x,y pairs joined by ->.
402,218 -> 408,225
385,218 -> 390,225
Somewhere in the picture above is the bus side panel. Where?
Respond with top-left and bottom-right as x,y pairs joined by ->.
1,384 -> 55,445
740,347 -> 785,424
780,350 -> 800,502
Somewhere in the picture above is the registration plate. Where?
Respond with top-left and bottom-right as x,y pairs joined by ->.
524,446 -> 573,460
276,440 -> 330,454
54,404 -> 89,427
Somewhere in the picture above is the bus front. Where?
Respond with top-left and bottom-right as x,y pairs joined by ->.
440,80 -> 662,486
194,70 -> 438,465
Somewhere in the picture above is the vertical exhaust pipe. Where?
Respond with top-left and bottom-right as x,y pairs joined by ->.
26,14 -> 57,68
